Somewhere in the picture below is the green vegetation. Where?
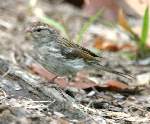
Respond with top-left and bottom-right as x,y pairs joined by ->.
39,16 -> 69,39
75,11 -> 102,44
140,6 -> 149,50
119,6 -> 150,59
28,0 -> 102,44
40,11 -> 102,44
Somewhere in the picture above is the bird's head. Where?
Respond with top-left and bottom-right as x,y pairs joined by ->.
26,23 -> 59,41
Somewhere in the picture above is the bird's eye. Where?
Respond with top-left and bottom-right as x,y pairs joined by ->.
35,28 -> 42,32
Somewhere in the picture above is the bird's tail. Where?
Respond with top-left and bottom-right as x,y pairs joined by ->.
91,62 -> 134,80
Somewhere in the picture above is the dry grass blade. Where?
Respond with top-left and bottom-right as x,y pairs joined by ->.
118,9 -> 140,41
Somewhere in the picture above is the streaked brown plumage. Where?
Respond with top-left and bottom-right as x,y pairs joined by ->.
27,23 -> 133,80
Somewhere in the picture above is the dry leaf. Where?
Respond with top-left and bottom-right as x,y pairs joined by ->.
105,80 -> 128,90
29,63 -> 57,81
93,36 -> 119,51
118,43 -> 137,52
118,9 -> 135,34
118,9 -> 140,41
28,63 -> 129,91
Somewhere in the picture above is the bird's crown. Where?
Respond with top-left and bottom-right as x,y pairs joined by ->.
26,22 -> 59,35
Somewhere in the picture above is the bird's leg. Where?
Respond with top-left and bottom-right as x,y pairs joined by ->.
48,75 -> 58,83
54,76 -> 69,85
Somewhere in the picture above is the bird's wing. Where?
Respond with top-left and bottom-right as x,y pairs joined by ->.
53,35 -> 134,80
55,36 -> 103,61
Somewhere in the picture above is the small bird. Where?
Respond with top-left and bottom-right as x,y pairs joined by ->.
26,23 -> 133,80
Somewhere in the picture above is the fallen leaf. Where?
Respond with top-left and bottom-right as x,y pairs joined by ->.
118,9 -> 141,43
28,63 -> 57,81
28,63 -> 129,91
55,71 -> 98,89
118,9 -> 137,37
118,43 -> 137,52
93,36 -> 119,51
93,36 -> 137,52
105,80 -> 128,90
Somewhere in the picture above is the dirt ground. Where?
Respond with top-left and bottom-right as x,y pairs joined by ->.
0,0 -> 150,124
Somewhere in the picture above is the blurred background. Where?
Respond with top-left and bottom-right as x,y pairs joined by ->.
0,1 -> 150,123
0,0 -> 149,59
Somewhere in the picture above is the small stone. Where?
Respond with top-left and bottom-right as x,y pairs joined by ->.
136,73 -> 150,85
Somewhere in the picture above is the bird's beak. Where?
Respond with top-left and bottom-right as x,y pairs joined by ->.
25,27 -> 32,33
25,27 -> 32,40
